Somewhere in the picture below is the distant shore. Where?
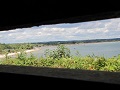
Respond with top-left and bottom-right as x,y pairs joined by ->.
64,40 -> 120,46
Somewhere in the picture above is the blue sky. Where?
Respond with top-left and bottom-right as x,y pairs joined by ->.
0,17 -> 120,44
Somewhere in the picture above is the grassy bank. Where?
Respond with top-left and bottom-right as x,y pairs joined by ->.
0,44 -> 120,72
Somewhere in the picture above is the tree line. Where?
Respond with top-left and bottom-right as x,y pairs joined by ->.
0,43 -> 36,54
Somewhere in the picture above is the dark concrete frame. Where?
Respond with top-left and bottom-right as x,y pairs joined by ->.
0,10 -> 120,86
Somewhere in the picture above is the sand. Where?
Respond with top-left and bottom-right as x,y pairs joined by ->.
0,48 -> 39,59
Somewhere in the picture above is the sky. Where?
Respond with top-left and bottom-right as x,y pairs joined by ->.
0,17 -> 120,44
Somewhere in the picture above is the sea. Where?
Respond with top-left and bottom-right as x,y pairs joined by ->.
29,41 -> 120,58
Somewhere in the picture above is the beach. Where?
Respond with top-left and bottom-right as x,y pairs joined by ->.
0,48 -> 40,59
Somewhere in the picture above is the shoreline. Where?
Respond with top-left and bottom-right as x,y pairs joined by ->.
64,40 -> 120,46
0,48 -> 40,59
0,41 -> 120,59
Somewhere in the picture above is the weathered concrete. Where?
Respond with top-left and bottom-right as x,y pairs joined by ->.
0,65 -> 120,85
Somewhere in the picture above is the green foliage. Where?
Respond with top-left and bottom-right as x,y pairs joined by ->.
0,43 -> 36,54
44,44 -> 71,59
0,44 -> 120,72
17,51 -> 27,60
92,56 -> 106,70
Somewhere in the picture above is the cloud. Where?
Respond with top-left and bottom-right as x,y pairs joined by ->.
0,17 -> 120,43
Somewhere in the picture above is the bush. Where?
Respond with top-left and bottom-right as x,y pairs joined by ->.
17,51 -> 27,60
44,44 -> 71,59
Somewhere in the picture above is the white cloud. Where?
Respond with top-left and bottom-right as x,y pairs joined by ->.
0,35 -> 2,38
0,17 -> 120,43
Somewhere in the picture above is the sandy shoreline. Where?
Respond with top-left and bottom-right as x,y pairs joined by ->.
0,41 -> 120,59
0,48 -> 40,59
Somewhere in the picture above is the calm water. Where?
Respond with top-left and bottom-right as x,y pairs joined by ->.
30,41 -> 120,58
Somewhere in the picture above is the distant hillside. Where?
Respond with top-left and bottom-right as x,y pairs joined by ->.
32,38 -> 120,45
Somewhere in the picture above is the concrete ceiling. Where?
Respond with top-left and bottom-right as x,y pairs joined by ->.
0,1 -> 120,31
